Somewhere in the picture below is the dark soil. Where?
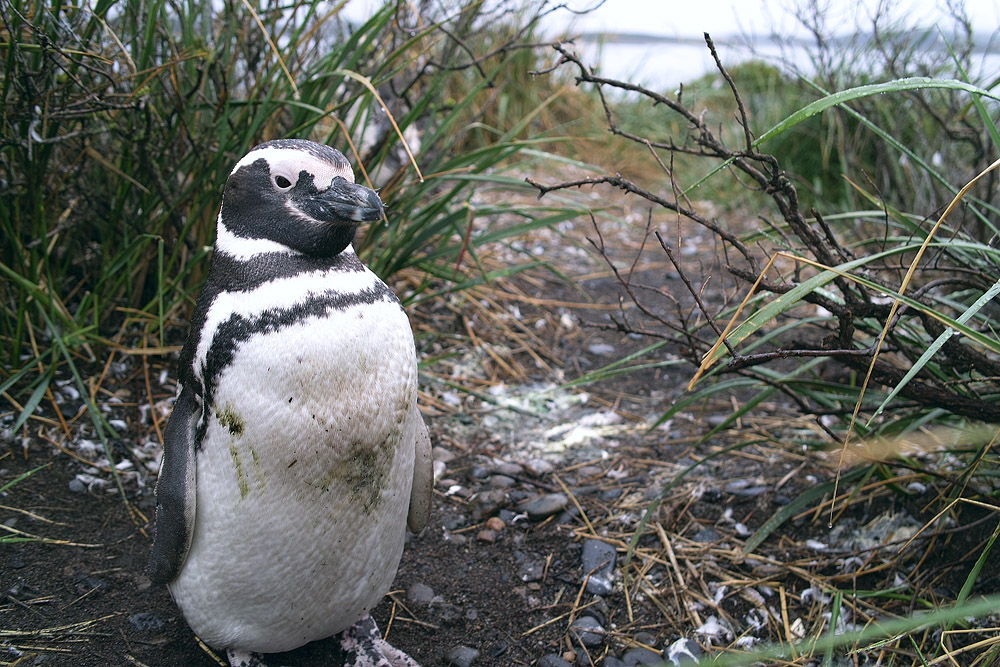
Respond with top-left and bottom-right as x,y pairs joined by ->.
0,449 -> 587,666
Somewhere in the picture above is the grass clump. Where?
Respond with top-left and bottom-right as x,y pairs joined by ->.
0,0 -> 587,437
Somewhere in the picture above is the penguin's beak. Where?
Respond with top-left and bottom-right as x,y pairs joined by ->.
299,176 -> 384,223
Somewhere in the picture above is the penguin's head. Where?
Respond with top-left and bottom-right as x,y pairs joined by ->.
216,139 -> 383,258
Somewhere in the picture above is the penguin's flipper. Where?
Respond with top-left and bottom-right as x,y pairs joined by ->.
405,403 -> 432,533
148,385 -> 200,584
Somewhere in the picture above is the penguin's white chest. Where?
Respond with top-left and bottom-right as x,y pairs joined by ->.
169,283 -> 417,654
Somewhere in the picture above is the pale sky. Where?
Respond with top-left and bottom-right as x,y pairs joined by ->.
556,0 -> 1000,39
342,0 -> 1000,87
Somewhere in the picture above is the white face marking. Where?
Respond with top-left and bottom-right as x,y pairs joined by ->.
231,146 -> 355,191
215,211 -> 296,259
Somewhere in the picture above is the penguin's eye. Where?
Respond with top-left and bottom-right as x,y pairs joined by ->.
272,174 -> 293,190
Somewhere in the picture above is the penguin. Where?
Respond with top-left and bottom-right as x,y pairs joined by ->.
148,138 -> 433,667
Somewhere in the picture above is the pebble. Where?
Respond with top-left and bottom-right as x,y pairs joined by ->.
537,655 -> 573,667
68,478 -> 87,493
443,645 -> 480,667
477,529 -> 498,543
128,612 -> 164,631
524,458 -> 554,476
485,638 -> 509,658
471,489 -> 509,518
569,616 -> 605,647
603,658 -> 627,667
485,517 -> 505,531
432,446 -> 456,463
490,474 -> 516,488
493,461 -> 523,476
588,342 -> 616,356
406,582 -> 435,605
601,487 -> 624,501
692,527 -> 720,543
581,539 -> 616,595
518,493 -> 568,520
518,557 -> 545,583
633,632 -> 657,647
622,647 -> 664,665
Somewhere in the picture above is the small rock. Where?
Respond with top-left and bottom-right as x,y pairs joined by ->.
570,616 -> 605,647
633,632 -> 657,647
129,612 -> 164,631
603,657 -> 627,667
489,474 -> 516,488
406,582 -> 435,605
432,446 -> 456,463
537,655 -> 573,667
692,527 -> 720,543
485,638 -> 509,658
518,493 -> 568,520
622,647 -> 663,665
556,505 -> 581,525
493,461 -> 523,476
524,458 -> 554,476
477,529 -> 498,543
518,558 -> 545,582
435,603 -> 465,626
6,554 -> 25,569
433,460 -> 447,481
497,509 -> 519,524
68,478 -> 87,493
601,487 -> 623,501
443,531 -> 468,546
471,489 -> 509,518
582,539 -> 617,595
485,516 -> 505,531
588,342 -> 616,356
471,465 -> 491,480
443,645 -> 479,667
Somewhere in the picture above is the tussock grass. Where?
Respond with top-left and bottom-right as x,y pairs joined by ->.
0,0 -> 588,441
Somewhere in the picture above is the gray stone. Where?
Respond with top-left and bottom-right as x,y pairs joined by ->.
68,478 -> 86,493
128,612 -> 164,631
471,489 -> 509,518
406,582 -> 435,605
602,658 -> 627,667
622,647 -> 663,665
692,527 -> 720,543
524,458 -> 554,476
633,632 -> 657,647
570,616 -> 606,647
538,656 -> 573,667
443,645 -> 480,667
518,557 -> 545,582
581,539 -> 616,595
493,461 -> 523,476
490,474 -> 516,489
518,493 -> 568,520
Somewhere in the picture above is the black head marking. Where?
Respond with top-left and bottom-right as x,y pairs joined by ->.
219,140 -> 382,257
